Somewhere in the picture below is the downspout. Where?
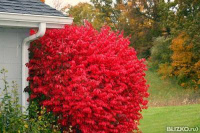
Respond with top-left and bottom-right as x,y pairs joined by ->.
22,23 -> 46,113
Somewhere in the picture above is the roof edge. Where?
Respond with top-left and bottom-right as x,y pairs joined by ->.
0,12 -> 73,27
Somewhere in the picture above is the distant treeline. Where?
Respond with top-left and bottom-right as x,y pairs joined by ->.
68,0 -> 199,89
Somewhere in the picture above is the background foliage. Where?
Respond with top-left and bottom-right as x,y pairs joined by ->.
67,0 -> 200,89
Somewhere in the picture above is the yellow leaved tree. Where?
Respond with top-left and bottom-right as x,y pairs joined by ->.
171,32 -> 199,88
171,32 -> 193,76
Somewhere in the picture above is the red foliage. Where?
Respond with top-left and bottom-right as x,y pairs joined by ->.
27,24 -> 149,133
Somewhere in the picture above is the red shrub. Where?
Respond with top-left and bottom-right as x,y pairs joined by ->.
27,24 -> 149,133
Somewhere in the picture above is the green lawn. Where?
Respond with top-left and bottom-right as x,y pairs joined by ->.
140,104 -> 200,133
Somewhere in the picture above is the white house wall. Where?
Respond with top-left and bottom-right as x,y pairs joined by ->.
0,28 -> 29,105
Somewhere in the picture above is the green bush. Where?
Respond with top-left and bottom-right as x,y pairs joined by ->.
0,68 -> 26,132
149,36 -> 172,70
0,68 -> 60,133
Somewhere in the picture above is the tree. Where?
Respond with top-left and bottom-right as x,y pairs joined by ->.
115,0 -> 166,58
151,0 -> 200,88
51,0 -> 71,13
69,3 -> 104,30
91,0 -> 121,29
166,0 -> 200,88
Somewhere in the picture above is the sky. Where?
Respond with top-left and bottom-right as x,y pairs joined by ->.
46,0 -> 172,8
46,0 -> 91,7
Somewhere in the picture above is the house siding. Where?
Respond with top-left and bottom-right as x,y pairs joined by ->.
0,28 -> 29,105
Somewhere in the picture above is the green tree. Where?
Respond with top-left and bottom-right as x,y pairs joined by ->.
91,0 -> 121,29
69,3 -> 104,30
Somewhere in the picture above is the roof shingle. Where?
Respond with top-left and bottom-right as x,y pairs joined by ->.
0,0 -> 66,17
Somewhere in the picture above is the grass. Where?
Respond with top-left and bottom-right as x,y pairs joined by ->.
139,104 -> 200,133
145,70 -> 200,106
139,70 -> 200,132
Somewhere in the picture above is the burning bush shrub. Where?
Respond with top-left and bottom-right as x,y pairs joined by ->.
27,23 -> 149,132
